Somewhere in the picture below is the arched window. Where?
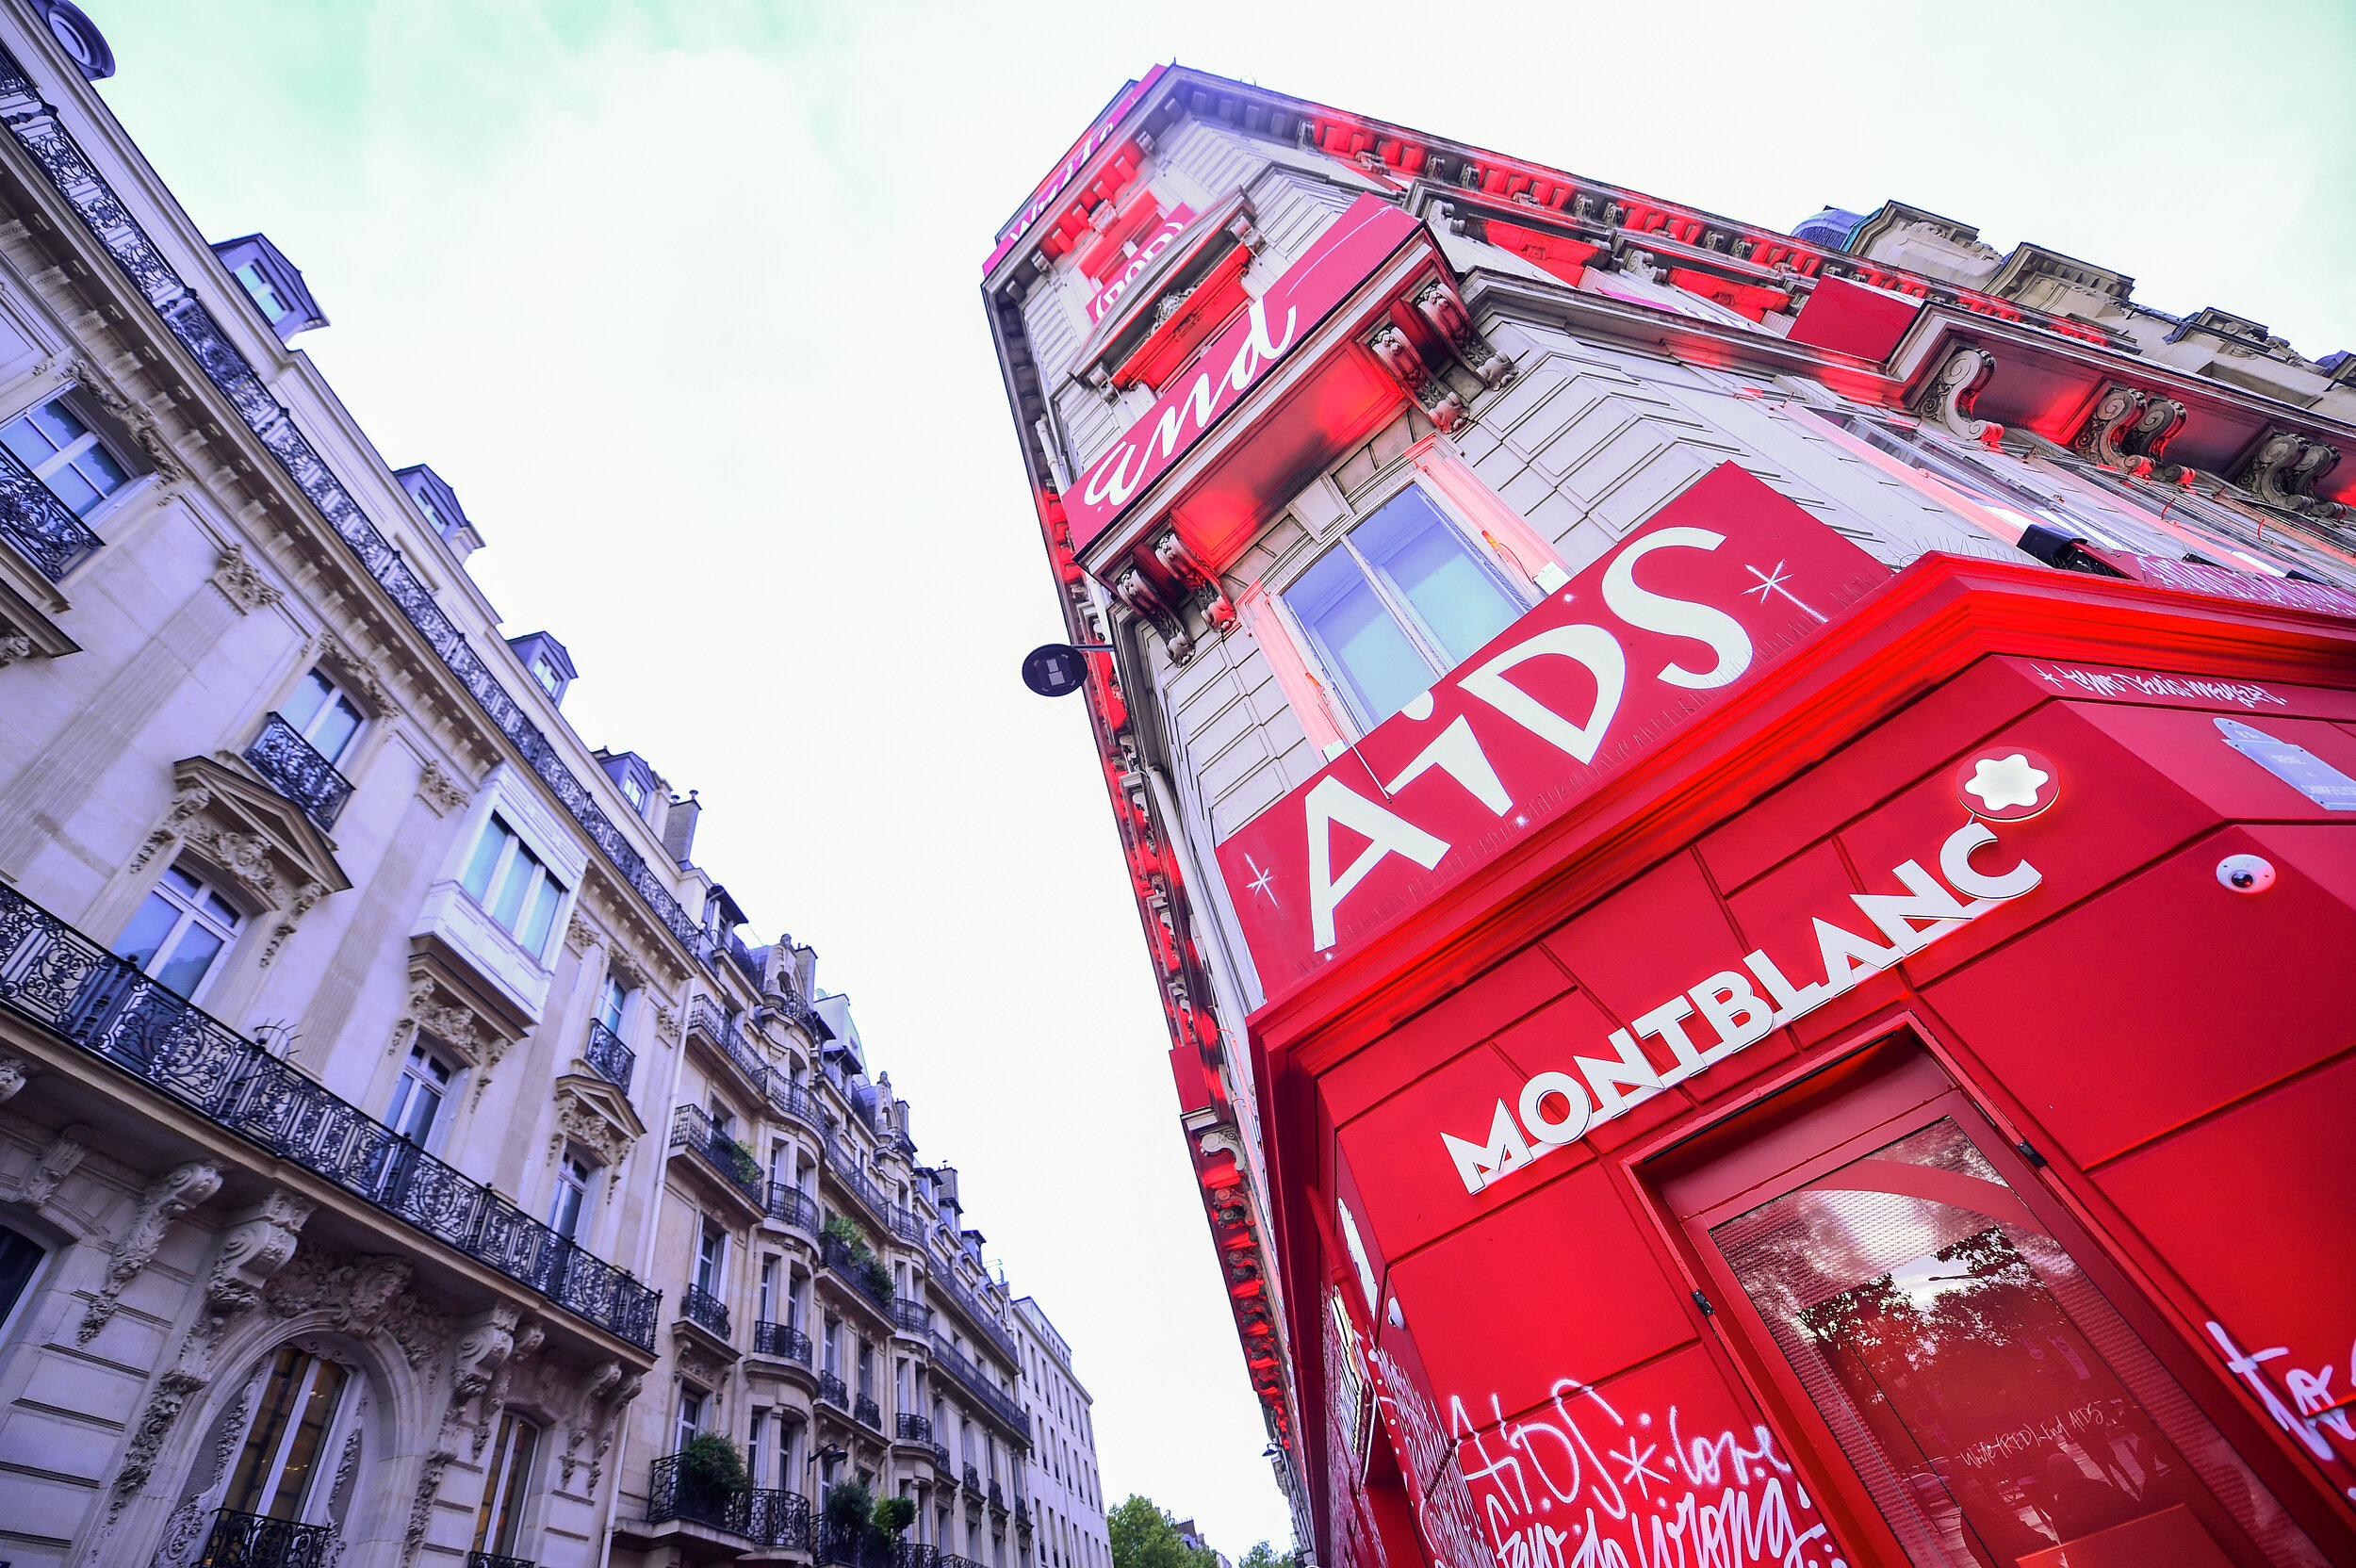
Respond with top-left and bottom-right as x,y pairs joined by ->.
225,1346 -> 351,1521
474,1413 -> 539,1560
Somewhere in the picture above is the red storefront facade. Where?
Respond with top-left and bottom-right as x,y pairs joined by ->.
981,67 -> 2356,1568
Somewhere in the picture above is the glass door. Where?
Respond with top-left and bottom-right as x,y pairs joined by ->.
1680,1070 -> 2326,1568
224,1347 -> 350,1522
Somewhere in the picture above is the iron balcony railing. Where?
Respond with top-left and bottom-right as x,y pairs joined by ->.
818,1527 -> 941,1568
581,1018 -> 635,1094
930,1333 -> 1031,1442
197,1507 -> 332,1567
242,713 -> 357,833
751,1319 -> 812,1365
962,1462 -> 982,1493
818,1370 -> 848,1409
726,930 -> 765,988
820,1232 -> 895,1316
928,1441 -> 951,1472
855,1393 -> 882,1429
988,1480 -> 1006,1513
768,1070 -> 820,1128
892,1298 -> 931,1335
688,996 -> 776,1093
680,1282 -> 730,1339
646,1452 -> 811,1549
0,435 -> 102,583
1016,1498 -> 1032,1531
766,1180 -> 819,1233
928,1265 -> 1019,1364
0,883 -> 660,1348
895,1412 -> 932,1444
886,1203 -> 922,1244
941,1555 -> 977,1568
466,1553 -> 534,1568
669,1103 -> 762,1208
824,1130 -> 894,1225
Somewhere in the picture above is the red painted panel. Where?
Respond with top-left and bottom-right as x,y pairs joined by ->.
1923,824 -> 2356,1168
1334,1041 -> 1546,1259
1319,946 -> 1572,1127
2000,658 -> 2356,722
1785,274 -> 1923,362
2070,702 -> 2356,822
1385,1164 -> 1696,1425
1539,852 -> 1748,1025
983,65 -> 1168,272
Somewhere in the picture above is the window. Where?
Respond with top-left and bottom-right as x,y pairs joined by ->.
677,1391 -> 704,1451
529,651 -> 562,697
1,396 -> 129,516
748,1410 -> 767,1486
1284,483 -> 1524,729
387,1041 -> 454,1145
473,1413 -> 538,1558
759,1256 -> 778,1323
548,1151 -> 593,1241
0,1225 -> 44,1337
226,1347 -> 350,1521
234,261 -> 289,322
621,772 -> 648,810
114,864 -> 242,1000
695,1225 -> 725,1296
858,1338 -> 875,1399
460,813 -> 567,958
278,668 -> 365,767
596,974 -> 630,1035
777,1414 -> 796,1494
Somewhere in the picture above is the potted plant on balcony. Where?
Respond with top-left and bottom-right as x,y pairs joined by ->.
826,1478 -> 875,1562
874,1494 -> 917,1560
676,1430 -> 747,1512
726,1138 -> 761,1191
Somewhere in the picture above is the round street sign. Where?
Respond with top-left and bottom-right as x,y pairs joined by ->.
1021,643 -> 1090,698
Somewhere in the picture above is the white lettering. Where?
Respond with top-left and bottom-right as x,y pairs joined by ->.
1940,820 -> 2042,900
1744,948 -> 1830,1021
1383,714 -> 1513,814
1460,624 -> 1627,764
1304,776 -> 1450,952
1599,527 -> 1757,690
1633,996 -> 1714,1074
1851,858 -> 1978,954
1444,1100 -> 1534,1194
1516,1071 -> 1593,1147
1814,917 -> 1903,993
1575,1028 -> 1666,1118
1690,972 -> 1777,1051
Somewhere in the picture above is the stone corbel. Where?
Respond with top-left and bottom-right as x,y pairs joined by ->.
209,543 -> 283,616
19,1122 -> 92,1204
1113,563 -> 1195,663
2073,384 -> 2153,473
1224,211 -> 1267,257
413,755 -> 472,817
0,1055 -> 29,1104
79,1159 -> 223,1343
471,1315 -> 545,1459
588,1371 -> 644,1494
1366,323 -> 1465,432
1151,531 -> 1238,633
2239,428 -> 2348,520
2123,393 -> 2189,481
308,629 -> 399,722
561,1360 -> 624,1490
1914,346 -> 2001,443
390,963 -> 519,1105
1414,279 -> 1514,388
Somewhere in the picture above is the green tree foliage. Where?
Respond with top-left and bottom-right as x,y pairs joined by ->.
677,1431 -> 746,1499
826,1478 -> 875,1532
1237,1544 -> 1284,1568
1108,1495 -> 1222,1568
874,1494 -> 918,1539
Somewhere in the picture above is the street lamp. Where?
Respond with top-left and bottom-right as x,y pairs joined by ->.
807,1442 -> 849,1504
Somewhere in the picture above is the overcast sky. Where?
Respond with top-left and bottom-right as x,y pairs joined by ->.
88,0 -> 2351,1551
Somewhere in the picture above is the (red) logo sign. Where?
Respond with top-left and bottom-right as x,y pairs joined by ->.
1214,463 -> 1892,987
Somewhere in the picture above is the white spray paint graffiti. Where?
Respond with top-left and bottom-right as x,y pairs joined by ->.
2206,1320 -> 2356,1500
1452,1378 -> 1848,1568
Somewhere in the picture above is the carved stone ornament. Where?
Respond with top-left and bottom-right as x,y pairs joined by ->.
471,1316 -> 545,1460
2240,427 -> 2348,520
2071,383 -> 2185,478
0,1055 -> 28,1104
209,542 -> 283,615
131,759 -> 352,962
1914,346 -> 2000,442
1414,279 -> 1513,388
653,1002 -> 682,1048
1113,564 -> 1194,664
587,1370 -> 644,1493
562,1360 -> 624,1488
308,629 -> 397,719
554,1079 -> 642,1169
1152,531 -> 1239,633
1366,322 -> 1465,432
21,1122 -> 93,1204
386,971 -> 506,1083
0,630 -> 36,669
70,359 -> 186,483
80,1160 -> 224,1343
564,909 -> 604,955
264,1243 -> 449,1370
414,755 -> 471,816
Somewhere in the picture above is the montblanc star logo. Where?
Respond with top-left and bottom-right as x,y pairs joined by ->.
1954,745 -> 2060,821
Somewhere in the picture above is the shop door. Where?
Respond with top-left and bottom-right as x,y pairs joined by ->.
1665,1049 -> 2327,1568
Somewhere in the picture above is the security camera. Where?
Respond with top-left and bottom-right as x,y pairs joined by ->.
2216,854 -> 2276,894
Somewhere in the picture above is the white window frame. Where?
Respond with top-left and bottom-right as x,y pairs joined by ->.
595,973 -> 631,1036
460,812 -> 568,958
233,261 -> 290,322
115,861 -> 245,1004
695,1225 -> 726,1296
278,665 -> 368,768
0,391 -> 136,519
387,1039 -> 458,1150
677,1391 -> 703,1451
528,650 -> 562,696
414,765 -> 588,1024
548,1148 -> 595,1240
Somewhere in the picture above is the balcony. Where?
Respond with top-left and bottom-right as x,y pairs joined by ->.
895,1412 -> 932,1444
768,1070 -> 821,1129
242,713 -> 356,833
929,1441 -> 952,1473
766,1180 -> 819,1234
0,437 -> 102,583
467,1554 -> 534,1568
855,1393 -> 882,1429
0,883 -> 659,1349
680,1282 -> 730,1340
989,1480 -> 1006,1515
818,1370 -> 848,1409
751,1319 -> 811,1366
820,1232 -> 895,1318
929,1266 -> 1020,1365
197,1507 -> 332,1567
892,1298 -> 931,1336
824,1129 -> 894,1226
930,1334 -> 1031,1442
886,1203 -> 922,1244
688,995 -> 777,1101
963,1463 -> 982,1493
646,1452 -> 811,1549
669,1104 -> 762,1210
581,1018 -> 635,1095
818,1529 -> 941,1568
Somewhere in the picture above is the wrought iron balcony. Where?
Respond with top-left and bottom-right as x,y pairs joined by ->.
930,1333 -> 1031,1442
198,1507 -> 332,1567
767,1070 -> 820,1128
766,1180 -> 818,1233
751,1319 -> 811,1365
963,1462 -> 982,1493
989,1480 -> 1006,1514
0,882 -> 660,1348
646,1452 -> 811,1548
581,1018 -> 635,1094
0,437 -> 102,583
669,1103 -> 762,1208
892,1298 -> 931,1335
855,1392 -> 882,1429
688,996 -> 776,1095
680,1282 -> 730,1339
818,1370 -> 848,1408
820,1232 -> 895,1316
243,712 -> 356,832
1016,1498 -> 1032,1532
466,1553 -> 535,1568
887,1203 -> 922,1244
896,1412 -> 932,1444
929,1266 -> 1020,1364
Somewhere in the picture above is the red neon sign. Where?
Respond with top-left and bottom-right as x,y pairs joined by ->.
1215,464 -> 1891,986
1065,195 -> 1422,554
983,66 -> 1169,274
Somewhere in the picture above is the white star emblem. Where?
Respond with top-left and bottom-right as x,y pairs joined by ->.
1610,1436 -> 1671,1499
1963,753 -> 2051,812
1243,855 -> 1280,906
1742,559 -> 1827,623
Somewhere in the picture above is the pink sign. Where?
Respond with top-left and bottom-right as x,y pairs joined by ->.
1085,204 -> 1194,323
983,66 -> 1168,274
1066,195 -> 1423,553
1216,464 -> 1892,985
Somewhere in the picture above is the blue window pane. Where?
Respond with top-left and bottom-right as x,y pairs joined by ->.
281,670 -> 333,733
27,400 -> 87,449
2,415 -> 57,469
462,817 -> 514,902
70,440 -> 127,499
519,873 -> 563,956
491,843 -> 541,932
113,891 -> 180,971
1353,487 -> 1524,666
309,697 -> 362,765
153,924 -> 223,999
1287,545 -> 1434,728
45,466 -> 100,517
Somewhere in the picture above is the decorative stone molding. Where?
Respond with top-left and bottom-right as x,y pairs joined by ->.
0,630 -> 35,668
0,1055 -> 26,1104
1113,564 -> 1193,663
652,1001 -> 682,1049
21,1121 -> 92,1203
562,1360 -> 624,1489
80,1159 -> 223,1342
552,1075 -> 643,1169
208,542 -> 282,615
307,629 -> 397,720
1152,531 -> 1238,633
1366,322 -> 1465,432
149,1359 -> 271,1568
130,759 -> 351,964
413,755 -> 470,816
69,358 -> 186,483
127,785 -> 215,875
564,909 -> 603,955
2239,427 -> 2348,520
1414,279 -> 1513,388
1914,346 -> 2000,442
471,1316 -> 545,1459
264,1244 -> 448,1368
587,1370 -> 643,1493
387,965 -> 520,1106
1197,1125 -> 1246,1164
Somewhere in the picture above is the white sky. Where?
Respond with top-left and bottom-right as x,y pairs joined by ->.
87,0 -> 2351,1552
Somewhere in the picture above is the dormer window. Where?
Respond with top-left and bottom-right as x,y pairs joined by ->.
208,235 -> 327,342
233,262 -> 288,322
622,773 -> 647,810
503,631 -> 576,707
530,651 -> 562,696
